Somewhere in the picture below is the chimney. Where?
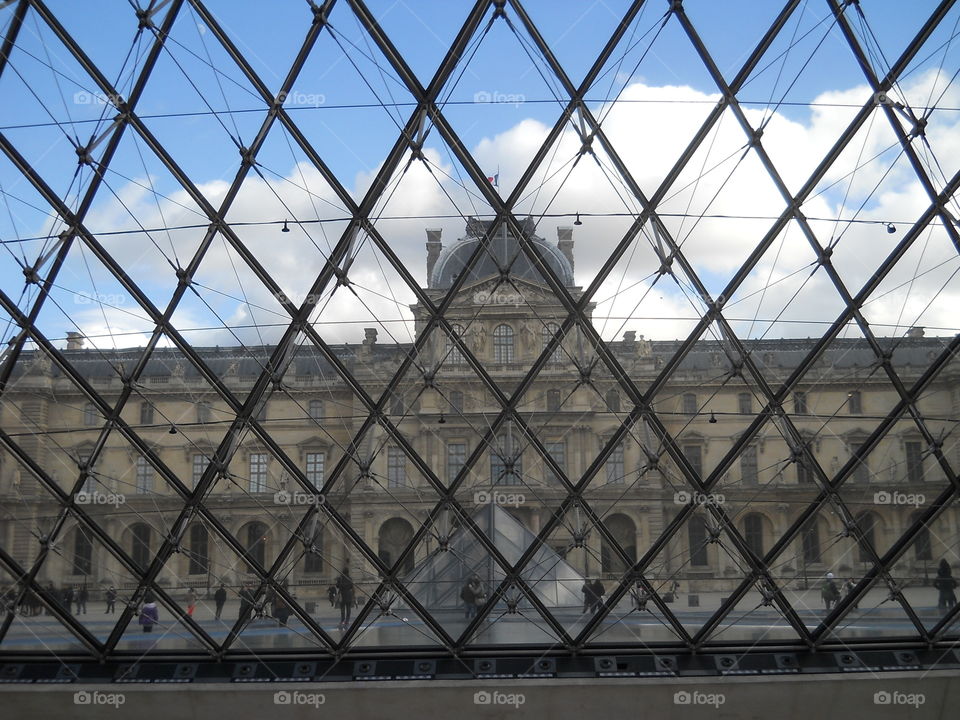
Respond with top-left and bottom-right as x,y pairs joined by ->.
907,326 -> 925,338
66,331 -> 85,350
623,330 -> 636,344
363,328 -> 378,346
557,226 -> 574,272
425,229 -> 442,283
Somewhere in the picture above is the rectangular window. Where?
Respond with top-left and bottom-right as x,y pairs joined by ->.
546,389 -> 561,412
605,441 -> 625,484
308,399 -> 324,421
140,402 -> 154,425
851,440 -> 870,483
847,390 -> 862,414
738,392 -> 752,415
490,434 -> 522,486
793,391 -> 807,414
683,444 -> 703,479
256,402 -> 268,422
387,446 -> 406,488
682,393 -> 697,415
188,525 -> 208,575
197,401 -> 211,423
192,453 -> 207,488
905,441 -> 924,483
249,453 -> 268,493
83,403 -> 98,426
136,456 -> 153,494
449,390 -> 464,413
447,442 -> 467,483
78,452 -> 96,494
740,445 -> 758,485
796,455 -> 814,484
545,441 -> 565,484
305,452 -> 325,486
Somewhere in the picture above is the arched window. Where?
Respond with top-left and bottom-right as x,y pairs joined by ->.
743,513 -> 764,557
445,323 -> 465,365
188,524 -> 208,575
601,514 -> 637,574
131,523 -> 151,570
688,515 -> 709,566
243,521 -> 269,572
541,322 -> 562,365
493,324 -> 514,363
72,527 -> 93,575
856,512 -> 878,562
379,517 -> 415,574
605,389 -> 621,413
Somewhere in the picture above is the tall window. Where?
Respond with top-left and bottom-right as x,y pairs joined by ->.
77,451 -> 96,494
546,389 -> 561,412
688,516 -> 709,566
744,513 -> 764,556
856,512 -> 877,562
490,430 -> 522,485
192,453 -> 207,487
140,402 -> 154,425
740,445 -> 758,485
245,522 -> 268,571
793,391 -> 807,414
305,452 -> 325,486
83,402 -> 97,426
796,455 -> 814,484
682,393 -> 697,415
850,437 -> 869,483
605,440 -> 625,484
683,444 -> 703,479
390,392 -> 405,416
197,401 -> 211,423
256,401 -> 268,422
605,389 -> 621,413
445,323 -> 466,365
249,453 -> 268,493
802,519 -> 821,563
905,441 -> 924,483
545,441 -> 565,484
447,442 -> 467,483
387,446 -> 406,488
135,456 -> 153,494
188,524 -> 208,575
449,390 -> 464,413
131,523 -> 151,570
912,512 -> 932,560
304,543 -> 324,573
308,399 -> 324,421
542,322 -> 562,365
493,324 -> 514,363
847,390 -> 862,414
738,392 -> 752,415
72,528 -> 92,575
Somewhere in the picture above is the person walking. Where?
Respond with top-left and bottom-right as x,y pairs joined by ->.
462,576 -> 484,619
214,584 -> 227,620
238,583 -> 254,621
591,578 -> 606,613
841,578 -> 858,610
327,584 -> 338,608
139,593 -> 159,633
186,587 -> 197,617
581,580 -> 593,613
273,593 -> 291,626
76,585 -> 87,614
62,585 -> 74,615
934,559 -> 958,610
335,567 -> 355,630
105,586 -> 117,614
821,572 -> 840,610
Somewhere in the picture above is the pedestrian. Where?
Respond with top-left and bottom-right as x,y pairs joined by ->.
139,593 -> 159,633
335,567 -> 355,630
934,559 -> 958,610
461,575 -> 484,619
591,578 -> 606,613
186,587 -> 196,616
581,580 -> 592,613
841,578 -> 858,610
76,585 -> 87,614
105,586 -> 117,614
821,572 -> 840,610
62,585 -> 74,615
273,593 -> 291,626
214,584 -> 227,620
238,583 -> 253,620
327,584 -> 338,608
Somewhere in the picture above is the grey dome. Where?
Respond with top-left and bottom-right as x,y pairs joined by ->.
430,218 -> 574,289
